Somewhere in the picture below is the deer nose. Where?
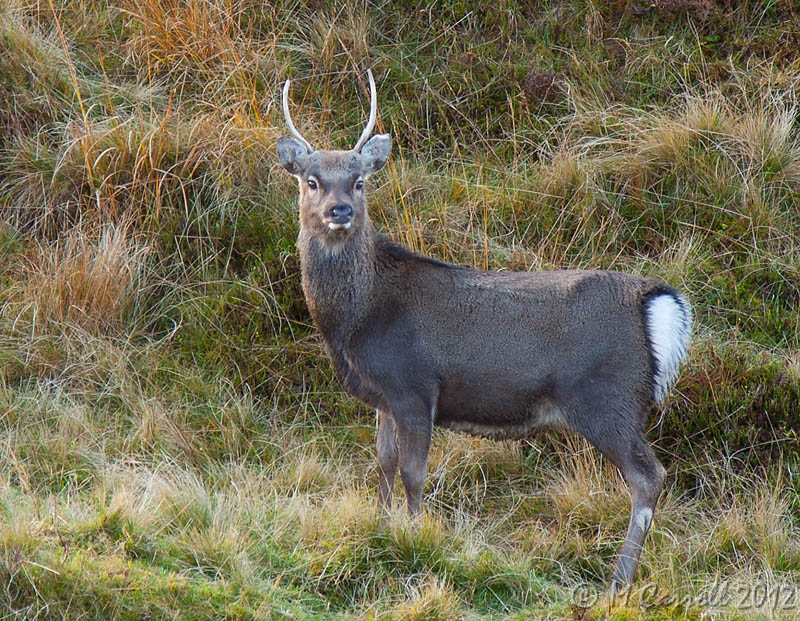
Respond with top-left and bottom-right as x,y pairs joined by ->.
327,204 -> 354,225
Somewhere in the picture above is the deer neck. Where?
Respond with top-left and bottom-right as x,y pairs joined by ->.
297,221 -> 377,344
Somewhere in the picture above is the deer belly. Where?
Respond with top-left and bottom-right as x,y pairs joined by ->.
434,379 -> 566,440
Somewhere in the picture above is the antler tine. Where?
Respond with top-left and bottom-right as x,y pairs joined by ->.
282,78 -> 314,153
352,68 -> 377,152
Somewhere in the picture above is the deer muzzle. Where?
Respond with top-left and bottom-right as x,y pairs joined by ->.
325,204 -> 354,230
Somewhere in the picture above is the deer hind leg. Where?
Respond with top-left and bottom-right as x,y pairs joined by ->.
569,412 -> 666,588
610,438 -> 666,589
376,409 -> 398,512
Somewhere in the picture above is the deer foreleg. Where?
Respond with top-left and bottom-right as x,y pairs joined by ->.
392,397 -> 434,518
376,409 -> 398,512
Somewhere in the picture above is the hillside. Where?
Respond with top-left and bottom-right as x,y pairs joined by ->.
1,1 -> 799,618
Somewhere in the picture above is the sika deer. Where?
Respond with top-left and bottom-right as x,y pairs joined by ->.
277,70 -> 692,587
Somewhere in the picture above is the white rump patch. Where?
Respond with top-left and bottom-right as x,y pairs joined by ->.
645,293 -> 692,402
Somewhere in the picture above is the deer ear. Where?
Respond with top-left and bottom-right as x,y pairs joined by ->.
277,137 -> 310,176
359,134 -> 391,176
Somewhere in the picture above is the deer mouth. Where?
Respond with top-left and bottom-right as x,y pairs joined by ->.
327,221 -> 352,231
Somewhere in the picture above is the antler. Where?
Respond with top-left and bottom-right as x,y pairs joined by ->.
282,78 -> 314,153
352,68 -> 377,152
283,70 -> 377,153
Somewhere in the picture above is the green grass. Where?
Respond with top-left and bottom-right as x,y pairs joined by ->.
1,0 -> 800,618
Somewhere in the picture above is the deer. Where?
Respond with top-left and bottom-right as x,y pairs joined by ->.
276,69 -> 692,589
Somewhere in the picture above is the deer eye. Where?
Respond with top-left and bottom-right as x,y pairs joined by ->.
307,178 -> 318,190
354,179 -> 364,191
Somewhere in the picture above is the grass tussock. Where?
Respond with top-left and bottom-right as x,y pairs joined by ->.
1,0 -> 800,618
12,222 -> 149,333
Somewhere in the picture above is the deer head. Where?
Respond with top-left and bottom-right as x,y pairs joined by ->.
277,70 -> 391,246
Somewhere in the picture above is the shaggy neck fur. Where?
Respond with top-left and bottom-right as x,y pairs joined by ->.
297,221 -> 377,346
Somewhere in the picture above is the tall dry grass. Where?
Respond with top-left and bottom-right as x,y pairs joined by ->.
11,222 -> 148,333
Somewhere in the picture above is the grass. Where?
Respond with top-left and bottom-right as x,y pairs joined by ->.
1,0 -> 800,618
